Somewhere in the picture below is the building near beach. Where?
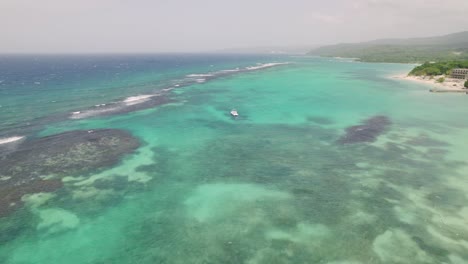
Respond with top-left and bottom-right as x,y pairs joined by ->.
451,68 -> 468,80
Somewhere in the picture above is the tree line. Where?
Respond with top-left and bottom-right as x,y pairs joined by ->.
409,61 -> 468,76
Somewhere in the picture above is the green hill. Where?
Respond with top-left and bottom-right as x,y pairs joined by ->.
308,31 -> 468,63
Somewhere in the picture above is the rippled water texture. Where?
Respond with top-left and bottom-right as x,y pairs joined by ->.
1,55 -> 468,264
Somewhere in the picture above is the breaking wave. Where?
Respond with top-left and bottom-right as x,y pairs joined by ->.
67,62 -> 290,120
0,136 -> 24,145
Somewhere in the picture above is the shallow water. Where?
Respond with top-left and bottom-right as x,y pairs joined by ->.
1,55 -> 468,263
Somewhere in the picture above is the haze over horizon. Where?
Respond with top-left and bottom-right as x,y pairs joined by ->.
1,0 -> 468,53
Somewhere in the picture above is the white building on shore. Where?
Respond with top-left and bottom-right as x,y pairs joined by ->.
451,68 -> 468,80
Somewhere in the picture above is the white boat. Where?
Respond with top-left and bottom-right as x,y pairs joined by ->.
230,109 -> 239,117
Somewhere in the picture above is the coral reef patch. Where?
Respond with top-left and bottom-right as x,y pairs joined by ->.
338,116 -> 391,144
0,129 -> 140,217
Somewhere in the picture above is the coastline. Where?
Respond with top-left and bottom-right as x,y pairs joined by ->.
392,73 -> 467,93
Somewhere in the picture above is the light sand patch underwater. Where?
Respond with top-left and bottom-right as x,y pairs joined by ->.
36,208 -> 80,234
71,143 -> 155,186
184,183 -> 291,222
373,229 -> 433,263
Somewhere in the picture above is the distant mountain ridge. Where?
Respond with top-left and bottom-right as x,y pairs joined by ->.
360,31 -> 468,46
308,31 -> 468,63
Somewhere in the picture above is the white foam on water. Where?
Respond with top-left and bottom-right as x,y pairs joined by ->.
245,62 -> 290,71
186,74 -> 214,78
123,95 -> 155,105
220,68 -> 241,73
0,136 -> 24,145
185,63 -> 288,82
68,61 -> 289,121
69,94 -> 160,119
69,107 -> 120,119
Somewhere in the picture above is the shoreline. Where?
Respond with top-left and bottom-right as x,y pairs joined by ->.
392,73 -> 467,93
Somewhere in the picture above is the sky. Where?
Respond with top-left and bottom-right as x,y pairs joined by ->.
1,0 -> 467,53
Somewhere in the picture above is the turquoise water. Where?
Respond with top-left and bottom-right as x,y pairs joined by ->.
1,55 -> 468,263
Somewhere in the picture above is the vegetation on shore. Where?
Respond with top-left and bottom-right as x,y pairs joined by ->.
308,31 -> 468,63
465,80 -> 468,88
408,61 -> 468,76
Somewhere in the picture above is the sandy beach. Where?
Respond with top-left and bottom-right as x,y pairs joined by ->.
393,73 -> 466,92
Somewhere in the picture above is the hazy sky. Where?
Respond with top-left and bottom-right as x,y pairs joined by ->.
1,0 -> 467,53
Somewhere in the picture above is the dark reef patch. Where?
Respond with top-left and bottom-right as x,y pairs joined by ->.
338,115 -> 391,144
0,138 -> 25,157
0,129 -> 140,180
0,179 -> 62,218
0,129 -> 140,217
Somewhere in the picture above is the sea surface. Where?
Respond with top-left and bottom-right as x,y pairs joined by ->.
0,54 -> 468,264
